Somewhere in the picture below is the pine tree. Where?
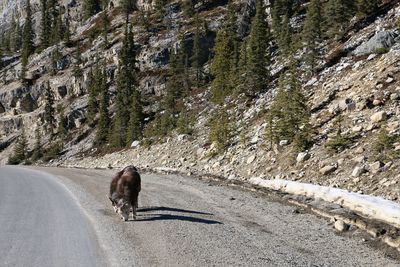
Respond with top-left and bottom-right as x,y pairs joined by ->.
44,81 -> 56,135
122,0 -> 136,15
357,0 -> 379,18
31,127 -> 42,161
73,43 -> 83,78
126,90 -> 144,145
182,0 -> 194,17
57,110 -> 68,138
164,37 -> 190,114
191,14 -> 203,87
64,10 -> 72,46
244,0 -> 271,95
208,108 -> 233,153
302,0 -> 322,75
324,0 -> 356,41
110,20 -> 139,147
102,11 -> 110,49
271,0 -> 294,52
83,0 -> 101,20
40,0 -> 50,49
95,68 -> 110,145
8,128 -> 28,164
267,63 -> 311,151
225,4 -> 239,90
86,68 -> 97,125
14,17 -> 23,52
21,0 -> 35,80
210,30 -> 233,103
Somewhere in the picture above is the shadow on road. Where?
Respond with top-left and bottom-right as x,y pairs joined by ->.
134,214 -> 222,224
133,206 -> 222,224
138,206 -> 214,215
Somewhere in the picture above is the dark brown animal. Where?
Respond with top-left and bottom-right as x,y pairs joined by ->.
108,166 -> 141,221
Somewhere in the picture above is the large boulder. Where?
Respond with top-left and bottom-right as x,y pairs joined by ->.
353,31 -> 398,57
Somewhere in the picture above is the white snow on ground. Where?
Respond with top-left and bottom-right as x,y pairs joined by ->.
249,177 -> 400,228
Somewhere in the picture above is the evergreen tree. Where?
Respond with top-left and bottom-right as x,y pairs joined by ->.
225,4 -> 239,89
164,37 -> 190,114
357,0 -> 379,18
110,20 -> 139,147
95,68 -> 110,145
40,0 -> 50,49
244,0 -> 271,95
122,0 -> 136,15
31,127 -> 42,161
86,68 -> 97,125
191,14 -> 203,87
73,43 -> 83,78
126,89 -> 144,145
271,0 -> 294,52
44,81 -> 56,134
21,0 -> 35,80
208,108 -> 233,153
64,11 -> 72,46
12,17 -> 23,53
83,0 -> 101,20
324,0 -> 356,41
8,128 -> 28,164
267,64 -> 311,151
52,7 -> 65,44
102,11 -> 110,49
302,0 -> 322,75
182,0 -> 194,17
57,110 -> 68,138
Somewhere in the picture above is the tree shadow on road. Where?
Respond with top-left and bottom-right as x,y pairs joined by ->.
134,206 -> 222,224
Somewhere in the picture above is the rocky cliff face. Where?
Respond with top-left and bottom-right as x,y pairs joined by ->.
1,0 -> 400,203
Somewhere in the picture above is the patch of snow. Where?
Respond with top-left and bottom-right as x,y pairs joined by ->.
249,178 -> 400,228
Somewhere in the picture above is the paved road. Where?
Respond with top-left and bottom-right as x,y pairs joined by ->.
1,166 -> 399,266
34,166 -> 400,267
0,166 -> 107,267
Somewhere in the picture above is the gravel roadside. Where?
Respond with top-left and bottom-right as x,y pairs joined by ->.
32,167 -> 400,267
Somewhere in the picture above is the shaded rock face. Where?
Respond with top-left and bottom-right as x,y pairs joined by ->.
353,31 -> 399,56
18,94 -> 38,113
0,101 -> 4,113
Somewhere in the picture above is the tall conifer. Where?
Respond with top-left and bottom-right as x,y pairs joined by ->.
302,0 -> 322,75
244,0 -> 271,95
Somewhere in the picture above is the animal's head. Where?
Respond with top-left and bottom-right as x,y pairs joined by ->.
108,195 -> 118,212
116,199 -> 131,221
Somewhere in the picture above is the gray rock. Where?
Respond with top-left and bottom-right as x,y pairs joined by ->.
130,140 -> 140,148
319,165 -> 337,175
334,220 -> 350,232
370,111 -> 387,123
352,166 -> 366,177
279,140 -> 289,146
247,155 -> 256,164
296,152 -> 310,163
353,31 -> 398,56
369,161 -> 383,174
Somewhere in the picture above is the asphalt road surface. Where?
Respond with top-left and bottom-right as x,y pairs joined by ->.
0,166 -> 399,267
0,166 -> 107,267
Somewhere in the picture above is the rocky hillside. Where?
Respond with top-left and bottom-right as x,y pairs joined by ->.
1,0 -> 400,203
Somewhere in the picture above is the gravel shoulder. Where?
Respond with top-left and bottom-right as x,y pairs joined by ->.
31,166 -> 400,267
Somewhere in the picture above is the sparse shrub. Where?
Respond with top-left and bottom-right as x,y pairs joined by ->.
42,142 -> 63,162
325,133 -> 353,153
372,127 -> 399,163
177,110 -> 194,135
373,47 -> 389,55
325,116 -> 353,153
